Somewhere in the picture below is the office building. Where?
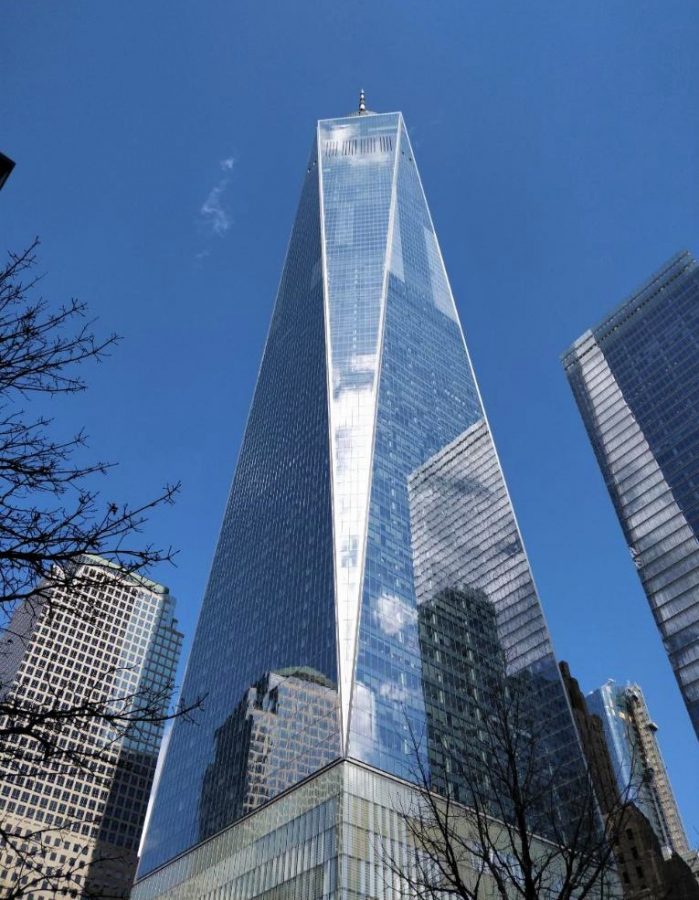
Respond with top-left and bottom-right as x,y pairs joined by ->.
135,95 -> 587,898
561,663 -> 698,899
0,556 -> 182,897
587,680 -> 689,857
563,253 -> 699,736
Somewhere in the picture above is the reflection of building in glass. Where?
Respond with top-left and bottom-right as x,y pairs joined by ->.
409,422 -> 549,671
409,420 -> 583,820
199,668 -> 339,839
563,253 -> 699,738
0,556 -> 182,898
136,96 -> 587,895
587,680 -> 689,857
416,585 -> 503,801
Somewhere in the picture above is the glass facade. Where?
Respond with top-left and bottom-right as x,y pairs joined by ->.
140,137 -> 341,871
563,253 -> 699,738
139,107 -> 586,884
134,760 -> 570,900
587,681 -> 689,857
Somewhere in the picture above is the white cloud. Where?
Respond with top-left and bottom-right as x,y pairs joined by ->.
375,591 -> 416,637
199,156 -> 236,236
200,184 -> 230,235
379,682 -> 410,704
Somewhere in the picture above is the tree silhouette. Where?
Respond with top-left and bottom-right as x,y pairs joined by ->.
385,679 -> 633,900
0,241 -> 197,897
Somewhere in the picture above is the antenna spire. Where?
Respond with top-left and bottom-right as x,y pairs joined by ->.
358,89 -> 366,114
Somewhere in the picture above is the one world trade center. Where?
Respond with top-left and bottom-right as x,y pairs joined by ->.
135,94 -> 586,899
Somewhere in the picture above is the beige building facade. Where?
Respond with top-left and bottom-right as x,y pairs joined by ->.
0,556 -> 182,897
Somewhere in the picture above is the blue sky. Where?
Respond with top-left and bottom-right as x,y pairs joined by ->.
3,1 -> 698,840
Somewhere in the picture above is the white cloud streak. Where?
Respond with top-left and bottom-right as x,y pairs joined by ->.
199,156 -> 236,236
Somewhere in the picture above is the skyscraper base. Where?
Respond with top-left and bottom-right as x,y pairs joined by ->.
134,759 -> 413,899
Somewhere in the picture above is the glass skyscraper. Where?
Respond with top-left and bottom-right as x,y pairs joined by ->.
587,680 -> 689,857
563,253 -> 699,739
135,99 -> 585,897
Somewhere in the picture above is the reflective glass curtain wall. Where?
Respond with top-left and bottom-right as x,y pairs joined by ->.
587,681 -> 689,855
140,108 -> 585,879
563,253 -> 699,739
141,135 -> 341,873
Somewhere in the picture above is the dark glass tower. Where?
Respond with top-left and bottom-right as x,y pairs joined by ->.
563,253 -> 699,739
136,101 -> 585,897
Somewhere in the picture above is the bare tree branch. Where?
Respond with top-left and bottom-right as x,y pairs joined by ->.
0,241 -> 197,896
383,677 -> 630,899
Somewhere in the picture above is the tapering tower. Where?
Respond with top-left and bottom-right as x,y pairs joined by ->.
135,98 -> 586,898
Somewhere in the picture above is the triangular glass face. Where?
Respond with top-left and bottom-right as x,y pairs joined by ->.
139,147 -> 341,874
347,122 -> 486,773
318,113 -> 401,742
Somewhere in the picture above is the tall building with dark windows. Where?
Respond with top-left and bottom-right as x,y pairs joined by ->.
563,253 -> 699,738
135,97 -> 586,898
0,556 -> 182,897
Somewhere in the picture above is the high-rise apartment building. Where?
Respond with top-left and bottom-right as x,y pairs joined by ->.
587,680 -> 689,857
0,556 -> 182,897
135,97 -> 587,898
563,253 -> 699,737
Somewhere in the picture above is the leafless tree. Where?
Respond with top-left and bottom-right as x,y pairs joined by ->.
384,680 -> 636,900
0,240 -> 179,623
0,240 -> 198,897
